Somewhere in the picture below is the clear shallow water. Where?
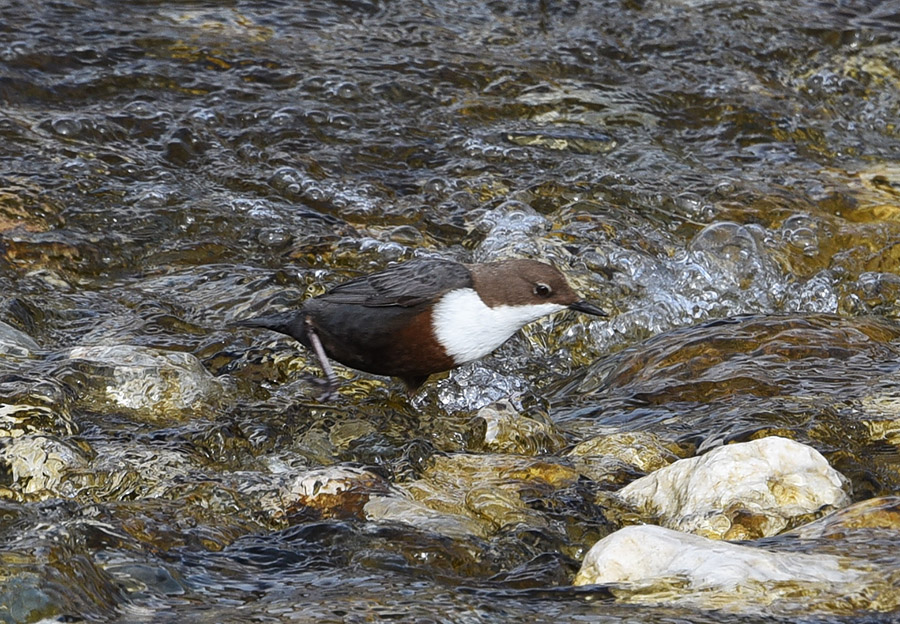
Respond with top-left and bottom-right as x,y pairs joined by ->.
1,0 -> 900,622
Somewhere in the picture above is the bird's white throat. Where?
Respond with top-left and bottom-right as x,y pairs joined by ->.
431,288 -> 565,364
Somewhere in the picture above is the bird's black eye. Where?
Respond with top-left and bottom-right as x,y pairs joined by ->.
533,283 -> 552,298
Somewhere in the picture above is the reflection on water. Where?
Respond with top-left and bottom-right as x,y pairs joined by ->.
2,0 -> 900,622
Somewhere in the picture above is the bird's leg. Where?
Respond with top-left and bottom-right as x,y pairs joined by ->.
304,317 -> 339,401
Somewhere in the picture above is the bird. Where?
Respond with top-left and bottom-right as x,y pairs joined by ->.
235,257 -> 606,397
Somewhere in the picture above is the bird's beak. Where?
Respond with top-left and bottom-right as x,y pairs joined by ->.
568,300 -> 608,317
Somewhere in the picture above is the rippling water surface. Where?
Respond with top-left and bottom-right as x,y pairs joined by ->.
2,0 -> 900,622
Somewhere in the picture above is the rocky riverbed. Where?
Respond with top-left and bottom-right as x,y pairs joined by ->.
1,1 -> 900,622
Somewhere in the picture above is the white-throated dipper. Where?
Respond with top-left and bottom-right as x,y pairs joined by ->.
236,257 -> 606,396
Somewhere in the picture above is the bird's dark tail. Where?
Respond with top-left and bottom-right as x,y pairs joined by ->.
231,312 -> 307,342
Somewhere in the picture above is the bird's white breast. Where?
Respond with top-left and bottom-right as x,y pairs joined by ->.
430,288 -> 565,364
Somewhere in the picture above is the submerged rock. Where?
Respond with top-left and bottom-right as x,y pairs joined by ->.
279,465 -> 392,521
617,436 -> 849,539
0,434 -> 91,499
789,495 -> 900,538
569,431 -> 683,475
0,403 -> 78,438
402,453 -> 582,537
263,464 -> 489,539
0,320 -> 40,359
567,431 -> 687,491
364,494 -> 487,540
66,345 -> 226,422
574,524 -> 880,614
475,400 -> 566,454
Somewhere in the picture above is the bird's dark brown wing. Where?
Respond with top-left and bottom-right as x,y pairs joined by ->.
317,258 -> 473,307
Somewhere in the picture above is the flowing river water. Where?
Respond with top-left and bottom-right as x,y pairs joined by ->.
1,1 -> 900,622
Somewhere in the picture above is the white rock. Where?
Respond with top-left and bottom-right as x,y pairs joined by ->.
575,525 -> 861,587
618,436 -> 849,539
574,525 -> 870,612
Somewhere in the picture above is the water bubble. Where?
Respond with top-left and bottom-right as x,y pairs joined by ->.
677,222 -> 780,315
579,250 -> 608,273
848,272 -> 900,315
269,167 -> 307,196
388,225 -> 423,245
423,177 -> 451,195
784,271 -> 838,313
0,41 -> 29,61
123,100 -> 158,117
502,147 -> 529,162
474,201 -> 550,259
714,180 -> 737,196
435,365 -> 529,412
257,228 -> 292,248
303,109 -> 329,124
327,114 -> 354,129
270,108 -> 300,126
780,213 -> 820,257
689,221 -> 763,271
50,117 -> 83,137
228,198 -> 262,215
330,81 -> 361,100
59,157 -> 92,176
357,238 -> 408,261
302,185 -> 327,202
302,75 -> 328,90
448,191 -> 479,211
674,193 -> 715,221
188,107 -> 218,125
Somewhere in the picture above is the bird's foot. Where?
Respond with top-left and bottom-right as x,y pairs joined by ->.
298,372 -> 339,402
303,320 -> 340,401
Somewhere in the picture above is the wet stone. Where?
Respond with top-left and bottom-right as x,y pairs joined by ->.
85,439 -> 202,502
104,562 -> 185,597
0,434 -> 91,500
0,376 -> 78,442
364,494 -> 487,540
0,320 -> 39,359
0,573 -> 57,624
617,437 -> 850,540
0,229 -> 89,272
65,345 -> 227,422
402,453 -> 582,536
474,400 -> 567,455
574,524 -> 889,615
567,432 -> 687,490
0,532 -> 123,622
0,184 -> 64,233
569,431 -> 684,475
279,466 -> 393,522
789,496 -> 900,538
0,403 -> 78,438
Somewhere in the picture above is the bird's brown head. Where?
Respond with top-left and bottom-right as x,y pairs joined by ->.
468,259 -> 606,316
